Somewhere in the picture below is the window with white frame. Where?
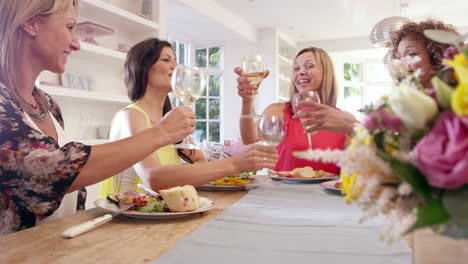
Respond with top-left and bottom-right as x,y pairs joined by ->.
342,62 -> 363,119
339,59 -> 392,121
362,60 -> 392,106
194,47 -> 222,143
170,39 -> 188,66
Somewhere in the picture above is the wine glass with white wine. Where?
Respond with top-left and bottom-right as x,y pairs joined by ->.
258,114 -> 285,184
241,55 -> 266,119
172,66 -> 206,149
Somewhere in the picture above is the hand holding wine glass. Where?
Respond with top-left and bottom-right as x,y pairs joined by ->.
255,114 -> 284,184
241,55 -> 267,119
172,66 -> 206,149
292,91 -> 321,151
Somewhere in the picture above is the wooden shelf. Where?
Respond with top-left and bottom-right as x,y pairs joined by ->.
39,84 -> 130,105
80,0 -> 160,33
76,41 -> 126,62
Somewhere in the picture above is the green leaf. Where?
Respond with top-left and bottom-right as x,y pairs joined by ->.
406,199 -> 451,234
431,76 -> 454,110
410,129 -> 428,147
374,131 -> 385,152
380,182 -> 400,188
442,185 -> 468,225
377,152 -> 434,200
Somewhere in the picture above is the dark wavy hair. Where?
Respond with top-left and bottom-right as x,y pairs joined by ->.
390,19 -> 459,70
124,38 -> 194,163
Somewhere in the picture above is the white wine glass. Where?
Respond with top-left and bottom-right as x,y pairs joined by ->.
241,55 -> 266,120
258,114 -> 285,147
258,114 -> 285,185
172,66 -> 206,149
292,91 -> 321,151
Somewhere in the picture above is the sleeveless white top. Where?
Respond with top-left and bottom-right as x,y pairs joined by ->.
23,112 -> 78,224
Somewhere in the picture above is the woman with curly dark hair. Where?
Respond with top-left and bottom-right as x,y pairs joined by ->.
391,19 -> 460,88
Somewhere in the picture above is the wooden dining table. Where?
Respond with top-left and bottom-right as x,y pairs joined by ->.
0,190 -> 247,264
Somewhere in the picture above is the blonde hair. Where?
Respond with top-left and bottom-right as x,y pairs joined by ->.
0,0 -> 79,100
289,47 -> 338,107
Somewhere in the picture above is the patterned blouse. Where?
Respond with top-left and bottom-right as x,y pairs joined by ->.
0,84 -> 91,236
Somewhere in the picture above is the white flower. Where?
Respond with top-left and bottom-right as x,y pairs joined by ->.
376,187 -> 397,211
398,182 -> 413,196
23,148 -> 65,176
388,81 -> 438,129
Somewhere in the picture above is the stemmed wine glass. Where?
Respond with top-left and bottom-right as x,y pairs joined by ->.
258,114 -> 286,147
241,55 -> 267,120
172,66 -> 206,149
258,114 -> 285,184
292,91 -> 321,151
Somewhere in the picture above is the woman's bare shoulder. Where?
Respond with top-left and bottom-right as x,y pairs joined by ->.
111,107 -> 149,139
263,102 -> 286,116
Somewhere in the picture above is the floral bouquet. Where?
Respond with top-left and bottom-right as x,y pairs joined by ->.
296,31 -> 468,242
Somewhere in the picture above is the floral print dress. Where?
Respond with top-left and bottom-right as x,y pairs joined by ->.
0,84 -> 91,236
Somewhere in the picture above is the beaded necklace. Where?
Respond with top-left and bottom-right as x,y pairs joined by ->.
20,89 -> 48,121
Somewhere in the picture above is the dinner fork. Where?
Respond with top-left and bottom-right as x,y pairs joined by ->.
137,184 -> 160,196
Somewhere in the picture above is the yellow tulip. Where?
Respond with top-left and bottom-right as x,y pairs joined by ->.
451,82 -> 468,116
444,54 -> 468,84
341,171 -> 362,204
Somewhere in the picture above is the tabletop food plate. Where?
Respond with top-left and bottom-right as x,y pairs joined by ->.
95,197 -> 215,219
269,171 -> 338,184
196,182 -> 257,191
320,180 -> 343,195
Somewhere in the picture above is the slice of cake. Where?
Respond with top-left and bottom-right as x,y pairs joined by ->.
159,185 -> 200,212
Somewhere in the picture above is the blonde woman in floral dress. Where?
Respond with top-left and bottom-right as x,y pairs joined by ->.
0,0 -> 197,236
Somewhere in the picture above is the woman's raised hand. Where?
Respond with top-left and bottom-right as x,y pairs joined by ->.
234,67 -> 270,100
156,106 -> 196,144
293,101 -> 357,136
231,144 -> 278,172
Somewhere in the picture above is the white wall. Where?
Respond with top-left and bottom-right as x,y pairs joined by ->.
298,36 -> 375,53
222,40 -> 257,140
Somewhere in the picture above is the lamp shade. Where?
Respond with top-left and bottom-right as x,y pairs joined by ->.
383,49 -> 393,67
370,16 -> 412,47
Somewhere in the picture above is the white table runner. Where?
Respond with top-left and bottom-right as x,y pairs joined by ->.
154,182 -> 411,264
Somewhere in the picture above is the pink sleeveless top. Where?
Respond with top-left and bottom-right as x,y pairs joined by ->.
273,102 -> 346,174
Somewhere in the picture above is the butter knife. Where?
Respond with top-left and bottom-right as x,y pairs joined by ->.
62,200 -> 134,238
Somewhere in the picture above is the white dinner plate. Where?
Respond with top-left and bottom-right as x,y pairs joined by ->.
320,180 -> 343,195
94,197 -> 215,219
269,171 -> 338,184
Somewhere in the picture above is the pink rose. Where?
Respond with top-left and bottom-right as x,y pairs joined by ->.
414,110 -> 468,189
364,107 -> 403,132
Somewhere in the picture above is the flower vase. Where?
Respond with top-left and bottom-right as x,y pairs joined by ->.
413,228 -> 468,264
